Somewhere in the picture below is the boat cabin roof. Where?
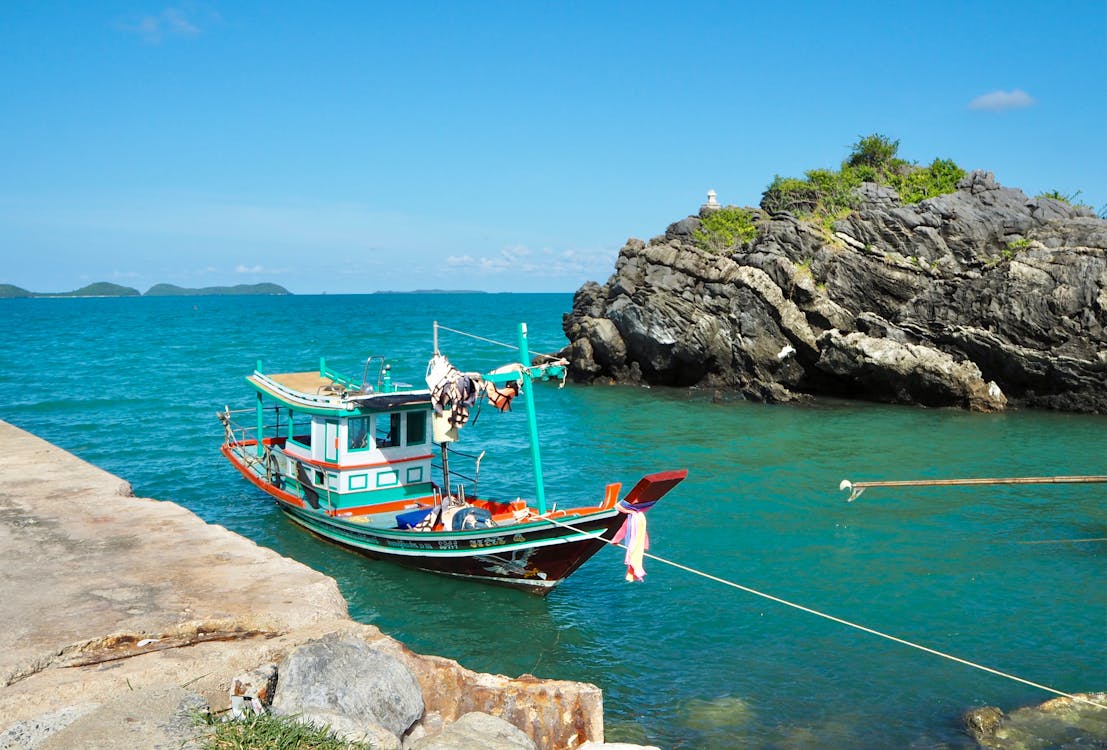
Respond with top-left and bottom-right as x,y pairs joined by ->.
265,371 -> 336,393
247,370 -> 431,416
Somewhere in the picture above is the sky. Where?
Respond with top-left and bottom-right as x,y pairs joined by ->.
1,2 -> 1104,295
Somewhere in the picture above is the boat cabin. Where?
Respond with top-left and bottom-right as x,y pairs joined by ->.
244,361 -> 438,514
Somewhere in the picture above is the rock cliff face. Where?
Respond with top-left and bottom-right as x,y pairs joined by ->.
563,172 -> 1107,412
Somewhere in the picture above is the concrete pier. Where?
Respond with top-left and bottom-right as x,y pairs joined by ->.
0,420 -> 603,749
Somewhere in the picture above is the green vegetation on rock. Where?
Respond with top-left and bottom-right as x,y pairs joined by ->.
760,134 -> 966,220
692,206 -> 759,253
1035,189 -> 1094,211
845,133 -> 901,169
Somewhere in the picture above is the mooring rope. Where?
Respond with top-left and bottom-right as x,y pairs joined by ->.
534,512 -> 1107,711
1016,537 -> 1107,545
435,324 -> 563,363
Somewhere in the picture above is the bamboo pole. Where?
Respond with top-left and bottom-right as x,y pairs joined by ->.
839,475 -> 1107,502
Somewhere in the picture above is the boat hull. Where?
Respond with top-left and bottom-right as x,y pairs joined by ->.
277,499 -> 624,594
221,439 -> 686,594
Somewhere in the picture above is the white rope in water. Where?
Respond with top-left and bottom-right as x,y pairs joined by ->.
1016,537 -> 1107,545
534,512 -> 1107,711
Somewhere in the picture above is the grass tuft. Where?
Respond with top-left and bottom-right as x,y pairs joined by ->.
195,711 -> 373,750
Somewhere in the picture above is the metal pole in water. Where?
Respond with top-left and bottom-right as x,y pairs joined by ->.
839,474 -> 1107,502
517,322 -> 547,514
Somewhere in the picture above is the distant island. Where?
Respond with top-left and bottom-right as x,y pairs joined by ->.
145,283 -> 291,297
0,282 -> 292,298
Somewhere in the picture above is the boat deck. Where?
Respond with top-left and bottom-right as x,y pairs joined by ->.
342,507 -> 427,528
336,503 -> 535,530
266,371 -> 343,395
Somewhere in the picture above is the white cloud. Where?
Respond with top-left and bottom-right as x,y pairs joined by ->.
162,8 -> 200,35
119,7 -> 201,43
501,245 -> 533,261
968,89 -> 1035,112
443,244 -> 616,280
235,264 -> 264,274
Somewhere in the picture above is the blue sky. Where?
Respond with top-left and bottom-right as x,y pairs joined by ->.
2,2 -> 1104,294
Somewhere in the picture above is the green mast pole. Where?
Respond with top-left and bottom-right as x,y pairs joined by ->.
255,359 -> 265,458
517,322 -> 547,514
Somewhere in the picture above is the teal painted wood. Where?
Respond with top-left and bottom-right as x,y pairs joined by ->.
517,322 -> 547,514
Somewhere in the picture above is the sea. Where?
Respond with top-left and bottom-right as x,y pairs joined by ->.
1,292 -> 1104,749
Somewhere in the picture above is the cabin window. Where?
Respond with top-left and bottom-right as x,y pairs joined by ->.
406,411 -> 427,445
348,417 -> 370,451
376,413 -> 402,447
289,411 -> 312,448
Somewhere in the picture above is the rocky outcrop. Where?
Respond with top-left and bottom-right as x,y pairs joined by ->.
563,172 -> 1107,412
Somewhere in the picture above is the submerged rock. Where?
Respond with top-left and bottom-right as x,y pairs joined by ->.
563,173 -> 1107,412
963,693 -> 1107,749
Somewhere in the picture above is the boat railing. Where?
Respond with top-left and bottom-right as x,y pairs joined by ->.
360,355 -> 386,392
318,361 -> 365,393
432,446 -> 485,499
218,406 -> 285,448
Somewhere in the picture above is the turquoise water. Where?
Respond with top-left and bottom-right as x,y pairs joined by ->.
1,293 -> 1104,749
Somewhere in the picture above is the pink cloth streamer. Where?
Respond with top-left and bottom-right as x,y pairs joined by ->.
612,508 -> 649,581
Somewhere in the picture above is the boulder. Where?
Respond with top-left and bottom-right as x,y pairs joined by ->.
814,329 -> 1007,411
271,633 -> 424,741
407,711 -> 536,750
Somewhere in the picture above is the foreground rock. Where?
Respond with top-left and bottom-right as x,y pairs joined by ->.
563,172 -> 1106,412
408,712 -> 538,750
271,633 -> 424,747
0,420 -> 606,750
963,692 -> 1107,748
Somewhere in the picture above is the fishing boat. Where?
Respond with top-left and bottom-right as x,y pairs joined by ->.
218,321 -> 686,594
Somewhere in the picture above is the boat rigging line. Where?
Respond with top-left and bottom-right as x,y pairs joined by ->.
532,511 -> 1107,712
434,323 -> 565,363
839,475 -> 1107,502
